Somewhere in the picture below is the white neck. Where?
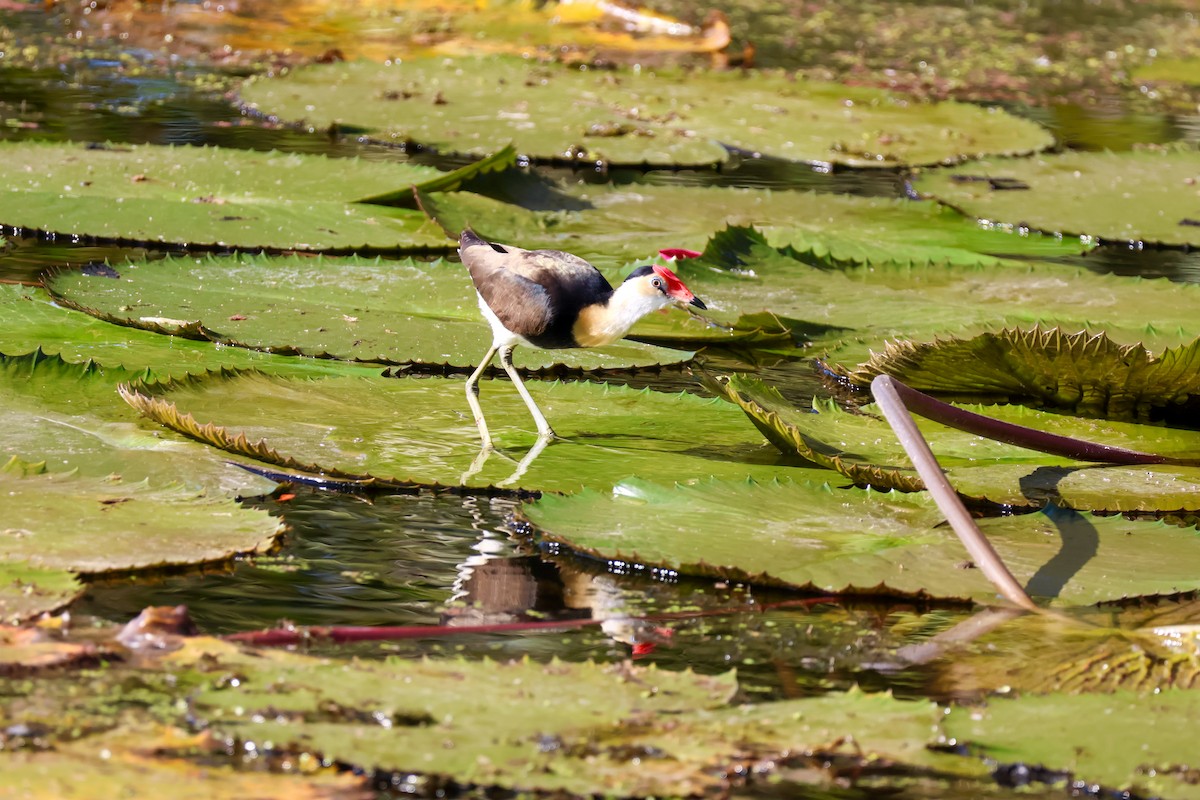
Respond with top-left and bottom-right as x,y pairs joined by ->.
574,281 -> 673,348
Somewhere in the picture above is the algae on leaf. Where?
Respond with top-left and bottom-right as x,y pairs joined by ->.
944,691 -> 1200,800
238,55 -> 1053,168
915,148 -> 1200,246
186,640 -> 962,795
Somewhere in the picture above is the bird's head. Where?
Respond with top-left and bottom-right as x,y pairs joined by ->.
623,264 -> 707,310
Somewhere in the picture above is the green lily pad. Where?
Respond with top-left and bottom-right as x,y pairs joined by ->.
238,55 -> 1052,168
46,254 -> 694,371
186,639 -> 964,795
842,327 -> 1200,419
118,369 -> 824,494
0,140 -> 485,250
0,465 -> 283,574
944,690 -> 1200,800
525,477 -> 1200,605
0,284 -> 383,379
419,183 -> 1091,274
678,227 -> 1200,365
914,148 -> 1200,246
0,561 -> 82,626
0,347 -> 275,494
713,373 -> 1200,512
1,723 -> 372,799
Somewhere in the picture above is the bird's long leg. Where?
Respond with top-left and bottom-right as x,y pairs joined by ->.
498,434 -> 552,487
499,345 -> 557,440
465,343 -> 499,449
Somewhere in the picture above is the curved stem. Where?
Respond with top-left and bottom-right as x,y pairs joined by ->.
871,375 -> 1040,612
886,378 -> 1194,466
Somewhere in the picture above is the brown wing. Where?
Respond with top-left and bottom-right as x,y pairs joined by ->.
459,230 -> 613,341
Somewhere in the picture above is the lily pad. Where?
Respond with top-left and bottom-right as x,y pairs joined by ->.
0,621 -> 98,672
238,55 -> 1053,168
524,477 -> 1200,605
46,254 -> 695,371
915,148 -> 1200,246
918,606 -> 1200,697
714,373 -> 1200,512
944,690 -> 1200,800
0,284 -> 384,380
0,561 -> 82,626
186,639 -> 963,795
0,140 -> 485,250
118,369 -> 823,494
675,227 -> 1200,365
842,327 -> 1200,419
0,347 -> 275,494
0,466 -> 283,574
1,723 -> 372,799
419,178 -> 1091,273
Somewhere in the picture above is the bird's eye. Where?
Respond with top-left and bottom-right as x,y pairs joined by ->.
651,277 -> 663,290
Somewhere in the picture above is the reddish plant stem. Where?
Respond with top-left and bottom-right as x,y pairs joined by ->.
872,375 -> 1040,612
889,379 -> 1197,465
223,596 -> 841,648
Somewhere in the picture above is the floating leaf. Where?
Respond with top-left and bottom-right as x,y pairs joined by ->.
0,348 -> 275,495
0,723 -> 371,799
915,148 -> 1200,246
119,369 -> 819,494
0,141 -> 466,250
713,373 -> 1200,512
920,606 -> 1200,697
239,55 -> 1052,168
944,690 -> 1200,800
46,254 -> 694,371
0,467 -> 283,574
353,143 -> 517,205
0,562 -> 82,626
419,174 -> 1090,274
0,622 -> 99,672
681,227 -> 1199,365
0,284 -> 383,379
525,477 -> 1200,605
843,328 -> 1200,420
186,641 -> 964,795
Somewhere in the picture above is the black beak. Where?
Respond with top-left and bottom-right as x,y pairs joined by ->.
689,296 -> 707,310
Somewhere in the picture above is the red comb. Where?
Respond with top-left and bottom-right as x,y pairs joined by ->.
650,264 -> 691,298
658,248 -> 702,260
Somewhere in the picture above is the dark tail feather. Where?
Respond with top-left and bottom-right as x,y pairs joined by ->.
459,227 -> 486,250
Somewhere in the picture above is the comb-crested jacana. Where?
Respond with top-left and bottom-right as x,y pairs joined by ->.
459,229 -> 706,448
